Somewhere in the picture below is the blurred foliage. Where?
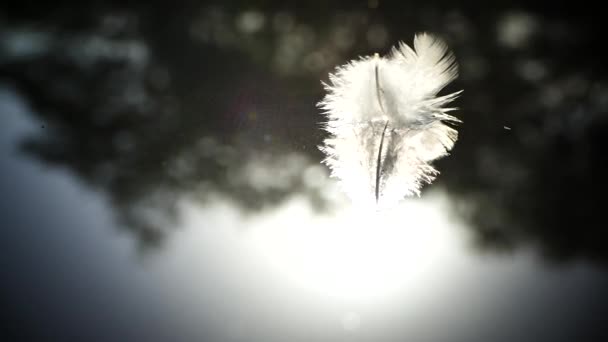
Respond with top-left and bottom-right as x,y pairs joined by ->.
1,1 -> 608,261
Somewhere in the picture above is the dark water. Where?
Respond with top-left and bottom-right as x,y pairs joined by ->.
2,2 -> 608,341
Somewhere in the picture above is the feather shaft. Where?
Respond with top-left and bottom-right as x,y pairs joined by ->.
374,53 -> 386,115
375,120 -> 390,203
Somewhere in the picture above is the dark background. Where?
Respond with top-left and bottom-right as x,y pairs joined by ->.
2,1 -> 608,341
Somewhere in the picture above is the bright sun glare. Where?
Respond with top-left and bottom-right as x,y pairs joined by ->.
247,191 -> 463,302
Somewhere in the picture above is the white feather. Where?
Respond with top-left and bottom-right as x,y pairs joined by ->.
318,32 -> 462,207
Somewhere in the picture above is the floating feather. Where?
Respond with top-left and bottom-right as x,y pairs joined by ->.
318,32 -> 462,207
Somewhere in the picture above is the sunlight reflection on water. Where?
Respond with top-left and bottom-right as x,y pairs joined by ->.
3,85 -> 607,342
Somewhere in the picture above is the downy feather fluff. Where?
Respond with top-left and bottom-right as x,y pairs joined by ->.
318,32 -> 462,207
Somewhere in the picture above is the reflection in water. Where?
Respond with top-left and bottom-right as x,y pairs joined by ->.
3,2 -> 608,340
147,184 -> 607,342
246,191 -> 462,301
2,71 -> 608,342
3,3 -> 608,263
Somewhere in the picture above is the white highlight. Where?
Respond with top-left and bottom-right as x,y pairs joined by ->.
341,311 -> 361,331
247,192 -> 462,301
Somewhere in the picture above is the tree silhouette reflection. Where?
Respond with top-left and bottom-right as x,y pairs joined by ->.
2,1 -> 608,262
